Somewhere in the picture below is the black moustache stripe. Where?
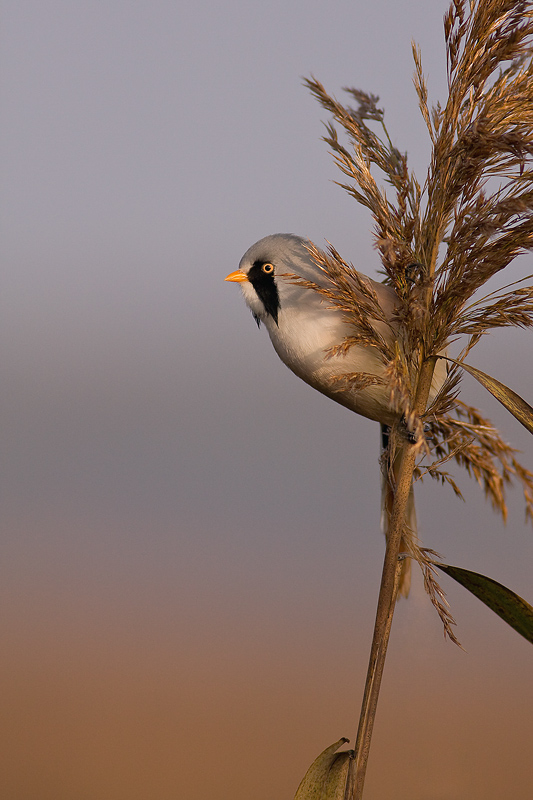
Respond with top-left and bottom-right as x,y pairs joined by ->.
247,261 -> 280,325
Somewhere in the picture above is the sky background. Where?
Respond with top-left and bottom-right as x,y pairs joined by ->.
2,2 -> 532,799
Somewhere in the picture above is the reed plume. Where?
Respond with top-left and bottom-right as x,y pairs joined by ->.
302,1 -> 533,634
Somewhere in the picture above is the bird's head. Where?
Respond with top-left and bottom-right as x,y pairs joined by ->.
225,233 -> 322,327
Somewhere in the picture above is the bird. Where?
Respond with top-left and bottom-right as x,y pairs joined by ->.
225,233 -> 445,595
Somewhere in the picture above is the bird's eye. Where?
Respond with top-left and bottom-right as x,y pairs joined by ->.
262,263 -> 274,274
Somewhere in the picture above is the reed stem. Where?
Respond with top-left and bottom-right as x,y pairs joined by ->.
349,357 -> 437,799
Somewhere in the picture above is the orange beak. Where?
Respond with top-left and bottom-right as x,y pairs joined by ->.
224,269 -> 248,283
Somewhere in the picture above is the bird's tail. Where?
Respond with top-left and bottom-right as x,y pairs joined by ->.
380,424 -> 416,597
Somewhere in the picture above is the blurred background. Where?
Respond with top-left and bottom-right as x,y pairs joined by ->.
1,2 -> 532,798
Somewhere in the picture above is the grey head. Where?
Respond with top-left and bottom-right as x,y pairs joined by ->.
235,233 -> 323,327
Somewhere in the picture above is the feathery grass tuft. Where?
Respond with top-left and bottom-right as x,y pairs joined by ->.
304,2 -> 533,610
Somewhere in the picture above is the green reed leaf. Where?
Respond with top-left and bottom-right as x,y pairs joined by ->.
294,738 -> 353,800
437,563 -> 533,644
438,357 -> 533,435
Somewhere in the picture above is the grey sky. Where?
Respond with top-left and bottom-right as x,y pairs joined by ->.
2,3 -> 533,798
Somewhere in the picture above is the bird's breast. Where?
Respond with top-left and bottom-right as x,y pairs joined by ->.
265,306 -> 396,424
